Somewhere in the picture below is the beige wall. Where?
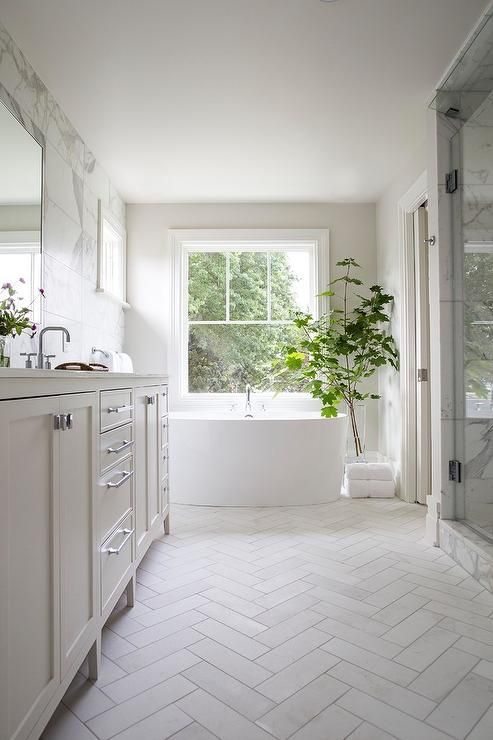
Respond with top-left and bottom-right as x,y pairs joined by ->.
376,142 -> 427,478
126,202 -> 380,449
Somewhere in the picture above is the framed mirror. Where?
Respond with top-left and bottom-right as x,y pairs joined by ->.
0,98 -> 43,317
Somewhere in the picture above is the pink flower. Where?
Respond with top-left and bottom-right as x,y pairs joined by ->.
39,287 -> 45,297
19,277 -> 26,284
2,282 -> 12,290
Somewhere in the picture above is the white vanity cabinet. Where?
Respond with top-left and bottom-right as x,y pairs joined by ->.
0,372 -> 169,740
135,384 -> 163,563
0,392 -> 97,740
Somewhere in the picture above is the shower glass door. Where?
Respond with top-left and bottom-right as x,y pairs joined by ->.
459,93 -> 493,540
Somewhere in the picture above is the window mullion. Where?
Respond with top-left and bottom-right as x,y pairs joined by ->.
267,252 -> 271,323
226,252 -> 230,322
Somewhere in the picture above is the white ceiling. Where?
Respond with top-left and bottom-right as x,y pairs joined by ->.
0,99 -> 42,205
0,0 -> 489,203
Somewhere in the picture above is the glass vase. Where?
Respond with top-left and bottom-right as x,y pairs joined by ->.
346,402 -> 366,463
0,335 -> 11,368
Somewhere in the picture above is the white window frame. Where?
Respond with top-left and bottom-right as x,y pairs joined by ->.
97,201 -> 129,307
170,228 -> 329,410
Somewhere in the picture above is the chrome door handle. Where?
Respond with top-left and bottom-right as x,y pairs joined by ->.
107,439 -> 134,454
107,470 -> 134,488
146,395 -> 156,405
66,412 -> 73,430
107,405 -> 133,414
104,528 -> 134,555
60,414 -> 67,431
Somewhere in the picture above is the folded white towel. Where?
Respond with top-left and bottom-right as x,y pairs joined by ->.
366,463 -> 393,481
369,480 -> 395,498
117,352 -> 134,373
345,463 -> 370,481
345,479 -> 370,498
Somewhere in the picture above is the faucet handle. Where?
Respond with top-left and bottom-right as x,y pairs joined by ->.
20,352 -> 38,369
44,354 -> 56,370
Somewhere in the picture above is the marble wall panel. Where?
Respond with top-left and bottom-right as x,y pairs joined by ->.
0,21 -> 127,367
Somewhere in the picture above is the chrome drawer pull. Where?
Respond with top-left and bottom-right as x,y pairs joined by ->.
104,528 -> 134,555
107,404 -> 133,414
107,470 -> 134,489
107,439 -> 134,454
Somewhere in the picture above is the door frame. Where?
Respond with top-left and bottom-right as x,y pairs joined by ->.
398,171 -> 429,503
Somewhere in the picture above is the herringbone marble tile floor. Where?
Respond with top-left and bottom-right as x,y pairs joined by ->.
42,499 -> 493,740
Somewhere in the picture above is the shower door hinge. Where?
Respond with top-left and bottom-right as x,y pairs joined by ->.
449,460 -> 462,483
446,169 -> 459,193
417,368 -> 428,382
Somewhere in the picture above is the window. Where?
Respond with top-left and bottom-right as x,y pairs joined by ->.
464,241 -> 493,417
97,203 -> 128,305
0,232 -> 41,322
171,230 -> 328,401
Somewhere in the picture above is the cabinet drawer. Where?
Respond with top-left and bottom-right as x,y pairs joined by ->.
100,423 -> 134,475
99,456 -> 134,540
101,514 -> 133,613
100,389 -> 133,432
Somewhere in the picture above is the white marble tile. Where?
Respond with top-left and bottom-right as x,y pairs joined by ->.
426,671 -> 493,739
409,647 -> 479,702
323,636 -> 418,686
188,638 -> 272,687
257,674 -> 348,739
290,704 -> 361,740
110,704 -> 192,740
183,660 -> 275,720
193,618 -> 269,659
328,661 -> 436,720
467,705 -> 493,740
44,199 -> 83,273
41,704 -> 96,740
84,148 -> 110,206
394,626 -> 459,671
256,648 -> 340,703
115,628 -> 204,673
255,628 -> 329,673
45,141 -> 83,227
338,689 -> 452,740
102,649 -> 200,703
177,689 -> 273,740
87,675 -> 195,739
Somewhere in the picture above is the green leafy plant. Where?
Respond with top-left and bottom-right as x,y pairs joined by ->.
275,258 -> 399,458
0,279 -> 43,338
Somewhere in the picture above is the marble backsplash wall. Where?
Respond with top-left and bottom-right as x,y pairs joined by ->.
0,21 -> 125,366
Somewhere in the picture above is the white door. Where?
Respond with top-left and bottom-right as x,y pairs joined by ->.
59,393 -> 98,675
0,397 -> 61,740
414,205 -> 432,504
135,386 -> 161,561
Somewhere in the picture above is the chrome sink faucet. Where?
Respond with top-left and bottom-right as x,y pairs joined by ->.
245,383 -> 253,418
37,326 -> 71,369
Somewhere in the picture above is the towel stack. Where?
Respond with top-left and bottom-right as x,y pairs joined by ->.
344,463 -> 395,499
91,349 -> 134,373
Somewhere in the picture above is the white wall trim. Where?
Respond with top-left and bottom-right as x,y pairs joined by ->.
398,171 -> 428,503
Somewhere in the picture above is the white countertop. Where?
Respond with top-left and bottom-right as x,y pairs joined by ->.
0,368 -> 166,380
0,369 -> 168,400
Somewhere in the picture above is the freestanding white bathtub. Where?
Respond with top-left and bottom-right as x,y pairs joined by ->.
169,411 -> 348,506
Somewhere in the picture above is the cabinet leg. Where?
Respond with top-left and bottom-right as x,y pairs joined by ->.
88,635 -> 101,682
126,574 -> 136,607
164,513 -> 170,535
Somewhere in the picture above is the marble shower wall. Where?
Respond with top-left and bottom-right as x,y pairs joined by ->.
0,21 -> 125,366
